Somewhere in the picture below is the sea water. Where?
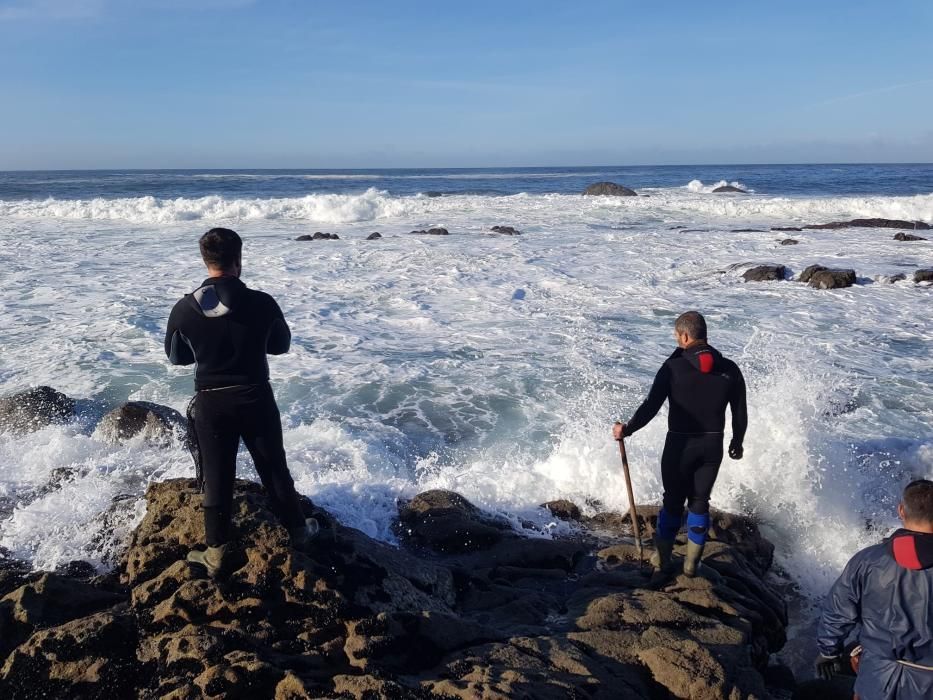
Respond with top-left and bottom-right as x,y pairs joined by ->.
0,165 -> 931,603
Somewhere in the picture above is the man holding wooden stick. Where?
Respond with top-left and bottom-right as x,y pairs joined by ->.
613,311 -> 747,577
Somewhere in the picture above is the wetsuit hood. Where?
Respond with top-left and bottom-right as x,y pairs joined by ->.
187,276 -> 246,318
682,342 -> 723,374
889,528 -> 933,570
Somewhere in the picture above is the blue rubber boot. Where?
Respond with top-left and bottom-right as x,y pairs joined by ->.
650,508 -> 681,573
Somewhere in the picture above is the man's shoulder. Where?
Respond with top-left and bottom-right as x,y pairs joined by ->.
245,288 -> 280,308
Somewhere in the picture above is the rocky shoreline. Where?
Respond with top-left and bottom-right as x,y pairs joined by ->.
0,471 -> 809,699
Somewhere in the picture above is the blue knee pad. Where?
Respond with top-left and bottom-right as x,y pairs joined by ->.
656,508 -> 681,541
686,510 -> 710,546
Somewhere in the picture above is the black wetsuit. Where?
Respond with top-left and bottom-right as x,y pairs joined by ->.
624,342 -> 747,517
165,276 -> 305,546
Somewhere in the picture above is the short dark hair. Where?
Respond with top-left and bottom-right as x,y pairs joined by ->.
199,228 -> 242,269
674,311 -> 707,340
903,479 -> 933,524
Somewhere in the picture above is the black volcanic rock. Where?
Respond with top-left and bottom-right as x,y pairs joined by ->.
808,269 -> 857,289
582,182 -> 638,196
713,185 -> 747,193
742,265 -> 787,282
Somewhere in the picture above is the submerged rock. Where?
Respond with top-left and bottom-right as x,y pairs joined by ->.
366,232 -> 382,240
541,499 -> 582,521
804,218 -> 931,231
713,185 -> 747,193
582,182 -> 638,196
780,238 -> 800,245
410,227 -> 449,236
94,401 -> 185,446
0,386 -> 75,435
490,225 -> 521,235
296,232 -> 340,241
0,479 -> 790,698
893,232 -> 927,241
742,265 -> 787,282
915,269 -> 933,283
772,226 -> 803,232
808,269 -> 857,289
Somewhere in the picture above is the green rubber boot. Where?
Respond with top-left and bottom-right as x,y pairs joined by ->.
684,539 -> 706,578
186,543 -> 230,579
289,517 -> 320,551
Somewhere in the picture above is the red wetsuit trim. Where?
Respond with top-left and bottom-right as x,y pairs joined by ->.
893,536 -> 923,570
698,352 -> 714,373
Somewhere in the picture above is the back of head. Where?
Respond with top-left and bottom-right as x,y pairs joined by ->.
199,228 -> 242,271
674,311 -> 707,340
903,479 -> 933,527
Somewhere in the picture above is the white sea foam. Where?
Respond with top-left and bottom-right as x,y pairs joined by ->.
0,185 -> 931,601
686,179 -> 750,193
3,188 -> 933,226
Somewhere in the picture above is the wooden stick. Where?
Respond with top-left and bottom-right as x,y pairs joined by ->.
615,425 -> 644,564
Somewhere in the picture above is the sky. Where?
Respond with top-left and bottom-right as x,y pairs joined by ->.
1,0 -> 932,169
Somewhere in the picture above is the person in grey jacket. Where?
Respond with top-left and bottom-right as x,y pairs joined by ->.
817,479 -> 933,699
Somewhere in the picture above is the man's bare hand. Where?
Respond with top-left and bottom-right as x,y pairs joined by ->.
612,422 -> 626,441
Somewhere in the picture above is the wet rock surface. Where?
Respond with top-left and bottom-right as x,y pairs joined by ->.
582,182 -> 638,196
915,269 -> 933,283
743,265 -> 787,282
779,239 -> 799,246
893,232 -> 926,241
807,269 -> 856,290
296,232 -> 340,241
0,480 -> 790,698
94,401 -> 186,446
366,232 -> 382,240
0,386 -> 75,434
803,218 -> 930,231
410,228 -> 450,236
712,185 -> 747,193
490,225 -> 521,235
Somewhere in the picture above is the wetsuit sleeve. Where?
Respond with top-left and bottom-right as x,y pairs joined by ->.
729,366 -> 748,446
623,362 -> 671,436
266,297 -> 291,355
817,553 -> 864,657
165,302 -> 195,366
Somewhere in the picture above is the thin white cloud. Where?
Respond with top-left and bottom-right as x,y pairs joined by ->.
812,78 -> 933,109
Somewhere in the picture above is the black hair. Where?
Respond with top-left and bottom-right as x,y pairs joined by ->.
674,311 -> 707,340
199,228 -> 242,270
903,479 -> 933,524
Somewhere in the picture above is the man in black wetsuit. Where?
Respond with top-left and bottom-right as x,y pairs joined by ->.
165,227 -> 317,577
612,311 -> 747,577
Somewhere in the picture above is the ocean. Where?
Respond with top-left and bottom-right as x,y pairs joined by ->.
0,164 -> 931,601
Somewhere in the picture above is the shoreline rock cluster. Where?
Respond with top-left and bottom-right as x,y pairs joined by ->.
0,479 -> 799,698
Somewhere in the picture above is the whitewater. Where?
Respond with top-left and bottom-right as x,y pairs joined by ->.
0,167 -> 931,611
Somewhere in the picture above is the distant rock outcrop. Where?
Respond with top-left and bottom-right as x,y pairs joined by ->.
780,239 -> 800,245
893,232 -> 926,241
366,232 -> 382,240
712,185 -> 747,193
0,386 -> 75,435
490,225 -> 521,235
0,479 -> 791,699
915,269 -> 933,283
804,218 -> 930,231
296,232 -> 340,241
582,182 -> 638,196
742,265 -> 787,282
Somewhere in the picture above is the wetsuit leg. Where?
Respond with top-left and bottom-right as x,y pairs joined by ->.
660,433 -> 694,518
194,391 -> 241,546
686,435 -> 724,515
237,383 -> 306,531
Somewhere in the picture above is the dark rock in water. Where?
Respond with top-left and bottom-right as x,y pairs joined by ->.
366,232 -> 382,240
742,265 -> 787,282
540,499 -> 581,521
296,232 -> 340,240
885,273 -> 907,283
732,228 -> 765,232
396,489 -> 506,553
799,264 -> 829,283
582,182 -> 638,196
410,227 -> 449,236
424,191 -> 444,198
94,401 -> 185,446
713,185 -> 747,193
0,386 -> 75,435
915,269 -> 933,283
0,479 -> 790,699
804,218 -> 931,231
780,238 -> 800,245
53,560 -> 98,580
490,225 -> 521,235
772,226 -> 803,232
808,269 -> 857,289
893,232 -> 927,241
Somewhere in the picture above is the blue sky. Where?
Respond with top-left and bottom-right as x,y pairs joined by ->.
1,0 -> 932,168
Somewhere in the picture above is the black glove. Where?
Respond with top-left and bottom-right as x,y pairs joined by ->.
815,654 -> 844,681
728,441 -> 743,460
